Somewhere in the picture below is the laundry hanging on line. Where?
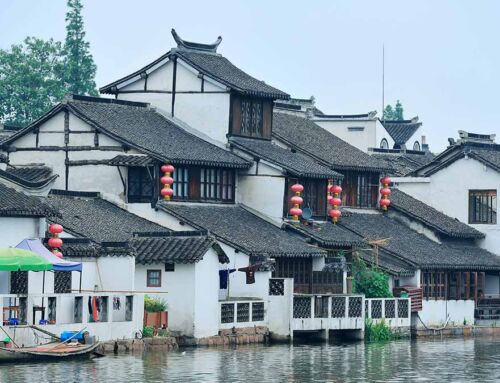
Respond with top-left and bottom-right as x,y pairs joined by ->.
219,269 -> 236,289
238,263 -> 262,284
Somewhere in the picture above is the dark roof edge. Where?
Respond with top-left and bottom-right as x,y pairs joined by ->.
0,168 -> 58,189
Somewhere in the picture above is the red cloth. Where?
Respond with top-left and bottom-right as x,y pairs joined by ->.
238,263 -> 261,284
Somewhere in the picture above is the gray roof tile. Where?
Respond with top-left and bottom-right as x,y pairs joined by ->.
382,120 -> 422,145
272,112 -> 389,172
229,136 -> 343,179
0,183 -> 58,218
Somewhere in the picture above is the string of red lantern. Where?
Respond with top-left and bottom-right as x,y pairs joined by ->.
160,164 -> 175,201
379,176 -> 391,211
48,223 -> 64,258
289,183 -> 304,221
328,184 -> 342,224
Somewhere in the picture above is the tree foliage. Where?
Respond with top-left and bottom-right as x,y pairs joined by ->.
382,100 -> 404,121
352,255 -> 393,298
62,0 -> 97,96
0,0 -> 97,126
0,38 -> 65,126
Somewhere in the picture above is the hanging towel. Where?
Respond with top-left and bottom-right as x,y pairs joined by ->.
238,264 -> 261,284
219,269 -> 236,289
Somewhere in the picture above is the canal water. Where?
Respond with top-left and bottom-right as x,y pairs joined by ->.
1,337 -> 500,382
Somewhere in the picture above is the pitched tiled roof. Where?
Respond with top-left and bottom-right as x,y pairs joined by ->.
0,166 -> 58,188
57,238 -> 100,258
340,212 -> 500,271
158,203 -> 327,258
414,142 -> 500,176
45,190 -> 170,243
229,136 -> 343,179
0,183 -> 59,218
100,32 -> 289,100
107,155 -> 155,167
371,151 -> 435,176
357,248 -> 415,277
272,112 -> 389,172
175,50 -> 289,99
66,97 -> 250,169
284,221 -> 364,248
390,189 -> 484,239
131,232 -> 225,264
382,119 -> 422,146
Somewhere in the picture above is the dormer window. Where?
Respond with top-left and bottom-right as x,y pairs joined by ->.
230,95 -> 273,139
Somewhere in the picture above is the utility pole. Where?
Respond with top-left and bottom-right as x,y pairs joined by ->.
382,44 -> 385,122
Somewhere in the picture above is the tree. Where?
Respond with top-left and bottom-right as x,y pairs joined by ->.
352,256 -> 392,298
394,100 -> 404,120
383,104 -> 394,120
0,37 -> 65,126
382,100 -> 404,121
62,0 -> 97,96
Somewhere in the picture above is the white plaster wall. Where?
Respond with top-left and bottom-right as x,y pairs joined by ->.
96,256 -> 135,291
397,158 -> 500,254
193,248 -> 222,338
67,164 -> 124,197
0,217 -> 39,248
267,278 -> 294,338
418,299 -> 475,327
135,263 -> 195,336
314,119 -> 377,152
375,120 -> 395,149
405,127 -> 424,150
126,203 -> 196,231
237,174 -> 285,223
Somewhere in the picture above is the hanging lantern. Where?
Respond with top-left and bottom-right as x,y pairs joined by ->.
160,164 -> 175,201
289,183 -> 304,221
48,224 -> 63,234
379,176 -> 392,211
328,183 -> 342,224
53,251 -> 63,259
48,237 -> 63,248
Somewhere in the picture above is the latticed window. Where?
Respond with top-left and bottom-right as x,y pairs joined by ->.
54,271 -> 72,294
10,271 -> 28,294
469,190 -> 497,224
200,168 -> 234,202
128,167 -> 153,203
240,98 -> 263,137
342,171 -> 378,208
172,167 -> 189,199
147,270 -> 162,287
285,178 -> 327,218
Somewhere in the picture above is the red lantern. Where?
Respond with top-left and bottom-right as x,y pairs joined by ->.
327,195 -> 333,203
380,176 -> 391,185
53,251 -> 63,259
291,183 -> 304,193
329,209 -> 342,219
290,207 -> 303,217
290,196 -> 303,205
380,188 -> 391,196
160,176 -> 174,185
48,224 -> 63,235
48,237 -> 63,248
331,185 -> 342,194
161,164 -> 175,174
329,197 -> 342,207
380,198 -> 391,207
160,188 -> 174,197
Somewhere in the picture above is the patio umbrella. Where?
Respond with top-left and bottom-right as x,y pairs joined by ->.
16,239 -> 82,272
0,248 -> 52,271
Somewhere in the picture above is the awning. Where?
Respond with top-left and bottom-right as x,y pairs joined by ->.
16,239 -> 82,272
0,248 -> 52,271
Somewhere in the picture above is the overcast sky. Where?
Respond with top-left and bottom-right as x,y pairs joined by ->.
1,0 -> 499,151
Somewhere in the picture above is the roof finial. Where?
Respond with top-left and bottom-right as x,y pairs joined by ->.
171,28 -> 222,53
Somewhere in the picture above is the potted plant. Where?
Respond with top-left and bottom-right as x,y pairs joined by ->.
143,295 -> 168,330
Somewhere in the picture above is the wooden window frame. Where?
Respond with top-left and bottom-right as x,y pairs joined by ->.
172,167 -> 189,200
146,270 -> 162,288
128,167 -> 153,203
284,177 -> 327,218
469,189 -> 497,224
342,171 -> 378,208
421,271 -> 485,301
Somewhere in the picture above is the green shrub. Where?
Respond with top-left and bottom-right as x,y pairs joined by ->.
157,328 -> 170,337
352,256 -> 392,298
365,318 -> 394,342
142,325 -> 154,338
144,295 -> 168,312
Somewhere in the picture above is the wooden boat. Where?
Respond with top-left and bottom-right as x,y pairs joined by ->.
0,341 -> 101,362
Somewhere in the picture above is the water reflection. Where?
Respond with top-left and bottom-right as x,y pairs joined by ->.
1,337 -> 500,382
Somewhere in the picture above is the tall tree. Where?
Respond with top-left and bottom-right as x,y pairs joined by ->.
394,100 -> 404,120
63,0 -> 97,96
0,37 -> 65,126
383,105 -> 394,120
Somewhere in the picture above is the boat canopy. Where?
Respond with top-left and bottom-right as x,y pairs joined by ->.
0,248 -> 52,271
16,239 -> 82,272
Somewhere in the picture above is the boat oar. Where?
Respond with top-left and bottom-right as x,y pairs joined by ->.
29,325 -> 61,341
0,326 -> 19,348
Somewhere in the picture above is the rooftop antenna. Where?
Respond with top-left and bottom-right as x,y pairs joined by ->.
381,44 -> 385,123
